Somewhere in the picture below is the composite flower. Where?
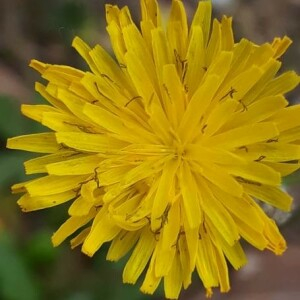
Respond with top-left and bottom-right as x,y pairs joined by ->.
7,0 -> 300,298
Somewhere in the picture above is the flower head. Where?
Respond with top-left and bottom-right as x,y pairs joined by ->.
7,0 -> 300,298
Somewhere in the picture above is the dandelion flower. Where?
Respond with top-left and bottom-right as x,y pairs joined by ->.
7,0 -> 300,298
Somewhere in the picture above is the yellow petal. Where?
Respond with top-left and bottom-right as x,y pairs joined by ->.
68,196 -> 94,216
21,104 -> 57,123
187,145 -> 244,165
99,165 -> 132,186
247,43 -> 274,67
18,191 -> 75,212
234,142 -> 300,162
229,161 -> 281,186
70,227 -> 91,249
242,59 -> 281,105
140,0 -> 161,50
155,243 -> 176,277
7,133 -> 59,153
203,99 -> 239,136
221,16 -> 234,51
243,184 -> 292,212
72,37 -> 97,73
125,51 -> 159,106
201,180 -> 240,246
200,163 -> 243,198
141,0 -> 161,27
24,151 -> 82,174
82,211 -> 120,257
41,65 -> 84,87
25,175 -> 87,196
204,123 -> 279,149
83,102 -> 125,131
110,195 -> 148,231
106,9 -> 127,64
225,95 -> 288,130
272,36 -> 292,59
179,74 -> 220,142
212,188 -> 264,232
56,89 -> 95,124
216,65 -> 263,103
260,71 -> 300,97
205,19 -> 221,66
119,6 -> 134,27
196,229 -> 219,289
140,247 -> 162,295
81,180 -> 100,204
178,236 -> 192,289
167,0 -> 188,59
271,104 -> 300,132
234,217 -> 268,250
160,199 -> 181,251
209,223 -> 247,270
107,230 -> 140,261
214,244 -> 230,293
123,228 -> 155,284
52,210 -> 96,246
191,0 -> 212,46
263,161 -> 300,176
280,126 -> 300,144
55,132 -> 127,153
151,158 -> 179,231
185,26 -> 205,96
264,218 -> 287,255
46,154 -> 101,175
123,24 -> 157,85
222,241 -> 247,271
122,156 -> 169,188
179,162 -> 202,229
227,38 -> 252,79
29,59 -> 47,74
89,44 -> 131,90
164,252 -> 183,299
162,63 -> 186,127
34,82 -> 66,110
184,227 -> 198,272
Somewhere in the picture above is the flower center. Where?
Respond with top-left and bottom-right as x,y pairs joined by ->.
173,141 -> 186,161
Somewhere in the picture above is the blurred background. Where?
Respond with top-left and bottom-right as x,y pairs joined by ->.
0,0 -> 299,299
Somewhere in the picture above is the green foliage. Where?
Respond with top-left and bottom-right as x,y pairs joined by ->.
47,1 -> 88,44
0,96 -> 26,139
24,229 -> 57,267
0,232 -> 40,300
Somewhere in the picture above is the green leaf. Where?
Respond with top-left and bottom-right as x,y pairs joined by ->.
0,95 -> 46,140
283,170 -> 300,186
0,96 -> 25,138
0,152 -> 28,186
0,232 -> 40,300
25,229 -> 57,266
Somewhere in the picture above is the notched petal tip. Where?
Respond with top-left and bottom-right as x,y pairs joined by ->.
72,36 -> 91,54
6,137 -> 13,149
105,4 -> 121,24
81,247 -> 94,257
51,234 -> 61,248
17,203 -> 28,213
206,288 -> 213,298
29,59 -> 48,74
272,35 -> 293,59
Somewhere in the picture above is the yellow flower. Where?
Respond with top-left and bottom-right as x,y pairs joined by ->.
7,0 -> 300,298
